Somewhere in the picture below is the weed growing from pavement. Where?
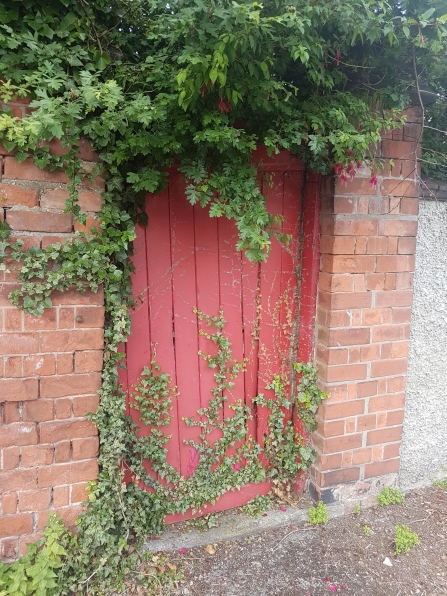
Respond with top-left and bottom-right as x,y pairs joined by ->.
240,495 -> 274,517
377,488 -> 405,506
353,505 -> 361,515
307,501 -> 328,525
363,525 -> 371,536
394,525 -> 419,554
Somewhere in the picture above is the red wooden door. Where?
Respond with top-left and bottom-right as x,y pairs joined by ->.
122,150 -> 320,520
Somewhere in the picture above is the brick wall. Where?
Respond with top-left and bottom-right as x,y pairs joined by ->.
0,106 -> 104,561
311,107 -> 421,508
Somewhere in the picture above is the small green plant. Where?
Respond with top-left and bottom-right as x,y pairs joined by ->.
377,487 -> 405,507
307,501 -> 328,525
394,525 -> 419,555
363,525 -> 371,536
187,513 -> 220,532
0,513 -> 68,596
240,494 -> 273,517
432,475 -> 447,489
353,504 -> 361,515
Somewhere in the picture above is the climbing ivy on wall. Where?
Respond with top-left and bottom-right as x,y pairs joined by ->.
1,0 -> 447,593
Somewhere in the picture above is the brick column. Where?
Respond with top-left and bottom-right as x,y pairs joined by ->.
311,107 -> 421,507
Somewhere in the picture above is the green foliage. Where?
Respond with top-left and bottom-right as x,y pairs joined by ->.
394,524 -> 419,555
293,363 -> 328,432
187,513 -> 220,532
363,525 -> 372,536
377,487 -> 405,506
240,494 -> 274,517
0,514 -> 67,596
353,504 -> 361,515
432,476 -> 447,488
307,501 -> 328,525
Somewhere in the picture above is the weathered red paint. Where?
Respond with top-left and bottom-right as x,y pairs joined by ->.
122,150 -> 321,520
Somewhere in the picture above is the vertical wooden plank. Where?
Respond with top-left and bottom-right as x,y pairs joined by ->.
241,256 -> 260,439
194,204 -> 221,446
126,220 -> 152,434
145,187 -> 181,471
217,217 -> 245,420
170,173 -> 202,477
256,172 -> 285,445
297,175 -> 321,363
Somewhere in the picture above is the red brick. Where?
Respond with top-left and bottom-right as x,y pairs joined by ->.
7,210 -> 72,233
372,324 -> 410,342
3,309 -> 22,330
0,379 -> 38,403
4,157 -> 68,183
22,400 -> 54,423
319,291 -> 371,310
321,363 -> 367,383
381,139 -> 417,159
323,400 -> 365,420
1,492 -> 17,515
362,308 -> 391,326
40,329 -> 104,352
0,469 -> 36,494
40,372 -> 101,398
23,310 -> 57,330
397,237 -> 416,254
364,458 -> 400,478
55,399 -> 72,419
0,333 -> 37,355
21,445 -> 54,467
352,448 -> 372,465
1,537 -> 18,560
400,198 -> 419,215
370,358 -> 407,378
75,307 -> 105,328
3,403 -> 20,424
357,381 -> 378,398
357,414 -> 377,431
38,460 -> 98,488
72,437 -> 99,460
334,219 -> 378,236
383,443 -> 401,459
396,272 -> 414,290
53,486 -> 69,507
326,327 -> 370,347
321,467 -> 360,486
39,419 -> 97,444
369,393 -> 405,412
71,482 -> 89,503
360,344 -> 381,362
335,177 -> 379,196
57,353 -> 74,375
401,160 -> 417,178
41,235 -> 72,249
378,219 -> 417,237
367,426 -> 403,446
23,354 -> 56,377
19,489 -> 51,512
367,236 -> 387,254
0,184 -> 38,207
54,441 -> 71,463
74,215 -> 100,234
0,513 -> 33,538
4,356 -> 22,377
386,410 -> 404,426
376,255 -> 415,273
320,236 -> 356,255
322,255 -> 376,274
2,447 -> 20,470
72,395 -> 100,417
58,307 -> 74,328
382,341 -> 409,359
324,433 -> 363,454
392,307 -> 412,324
316,345 -> 348,366
382,179 -> 418,198
48,138 -> 99,162
0,423 -> 37,448
319,273 -> 353,293
375,290 -> 413,308
74,351 -> 103,373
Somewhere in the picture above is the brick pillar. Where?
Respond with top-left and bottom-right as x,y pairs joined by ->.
0,104 -> 105,561
311,107 -> 421,508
